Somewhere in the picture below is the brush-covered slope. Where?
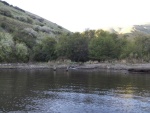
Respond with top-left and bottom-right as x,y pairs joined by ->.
0,0 -> 71,62
0,0 -> 70,37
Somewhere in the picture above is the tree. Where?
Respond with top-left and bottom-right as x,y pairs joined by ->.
33,37 -> 57,61
55,34 -> 70,59
15,43 -> 29,62
82,29 -> 95,40
89,31 -> 122,61
0,32 -> 14,62
120,40 -> 136,59
56,33 -> 89,62
68,33 -> 89,62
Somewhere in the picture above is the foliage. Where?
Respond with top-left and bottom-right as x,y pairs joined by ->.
0,22 -> 15,33
16,16 -> 33,24
89,31 -> 122,61
15,43 -> 29,62
56,33 -> 89,62
120,40 -> 136,59
14,6 -> 25,12
1,21 -> 150,63
33,37 -> 57,61
67,33 -> 88,62
120,35 -> 150,62
0,8 -> 13,17
82,29 -> 95,40
134,36 -> 150,58
55,34 -> 70,58
13,30 -> 37,49
0,32 -> 14,62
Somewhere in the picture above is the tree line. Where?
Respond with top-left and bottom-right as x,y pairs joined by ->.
0,29 -> 150,63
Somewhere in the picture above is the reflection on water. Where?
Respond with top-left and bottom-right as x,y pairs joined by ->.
0,69 -> 150,113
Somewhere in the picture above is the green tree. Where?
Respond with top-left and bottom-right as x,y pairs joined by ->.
33,37 -> 57,61
120,40 -> 136,59
82,29 -> 95,40
134,36 -> 150,61
0,32 -> 14,62
56,33 -> 89,62
89,31 -> 122,61
15,43 -> 29,62
55,34 -> 70,59
68,33 -> 89,62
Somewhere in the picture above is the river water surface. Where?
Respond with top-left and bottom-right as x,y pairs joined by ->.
0,69 -> 150,113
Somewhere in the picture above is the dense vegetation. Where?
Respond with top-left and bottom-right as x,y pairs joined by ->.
0,29 -> 150,63
0,0 -> 69,41
0,0 -> 150,63
56,30 -> 150,63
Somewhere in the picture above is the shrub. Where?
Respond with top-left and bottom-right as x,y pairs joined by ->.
13,30 -> 37,49
58,25 -> 62,29
14,6 -> 25,12
37,18 -> 44,23
0,9 -> 13,17
27,17 -> 33,24
0,22 -> 15,33
1,22 -> 6,29
34,25 -> 51,33
23,28 -> 37,37
15,43 -> 29,62
0,32 -> 14,62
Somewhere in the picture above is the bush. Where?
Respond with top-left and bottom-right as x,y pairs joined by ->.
15,43 -> 29,62
0,22 -> 15,33
13,30 -> 37,49
27,17 -> 33,24
34,25 -> 51,33
1,22 -> 6,29
14,6 -> 25,12
58,25 -> 62,29
37,18 -> 44,23
0,9 -> 13,17
23,28 -> 37,37
0,32 -> 14,62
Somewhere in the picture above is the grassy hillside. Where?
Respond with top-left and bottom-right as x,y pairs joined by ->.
0,0 -> 70,37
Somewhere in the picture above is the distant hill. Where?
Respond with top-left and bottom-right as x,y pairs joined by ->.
103,24 -> 150,36
0,0 -> 70,37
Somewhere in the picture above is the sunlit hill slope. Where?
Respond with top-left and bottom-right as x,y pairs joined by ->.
0,0 -> 70,37
103,24 -> 150,35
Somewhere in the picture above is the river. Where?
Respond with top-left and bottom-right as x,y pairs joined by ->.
0,69 -> 150,113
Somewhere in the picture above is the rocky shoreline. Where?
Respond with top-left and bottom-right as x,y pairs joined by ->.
0,63 -> 150,72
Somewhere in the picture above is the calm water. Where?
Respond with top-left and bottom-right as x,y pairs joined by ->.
0,69 -> 150,113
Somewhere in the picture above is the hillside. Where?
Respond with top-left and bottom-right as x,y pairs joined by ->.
103,24 -> 150,35
0,0 -> 70,37
0,0 -> 71,62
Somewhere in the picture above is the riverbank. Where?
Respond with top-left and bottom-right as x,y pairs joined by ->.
0,63 -> 150,72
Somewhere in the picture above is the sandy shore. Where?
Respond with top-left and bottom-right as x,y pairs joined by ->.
0,63 -> 149,72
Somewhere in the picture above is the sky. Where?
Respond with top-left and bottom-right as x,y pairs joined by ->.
3,0 -> 150,32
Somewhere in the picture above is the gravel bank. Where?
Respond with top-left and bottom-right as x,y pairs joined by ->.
0,63 -> 149,72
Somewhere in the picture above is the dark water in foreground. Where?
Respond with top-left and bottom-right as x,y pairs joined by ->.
0,69 -> 150,113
